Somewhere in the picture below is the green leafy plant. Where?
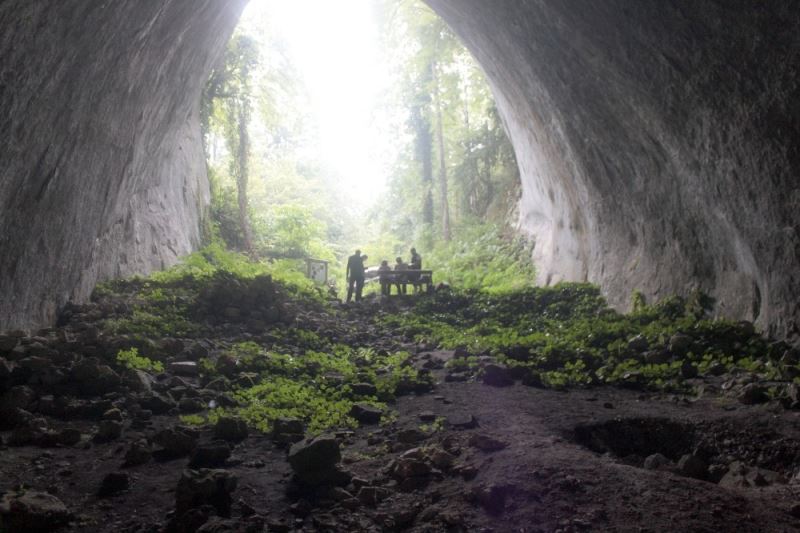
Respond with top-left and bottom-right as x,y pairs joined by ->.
116,347 -> 164,373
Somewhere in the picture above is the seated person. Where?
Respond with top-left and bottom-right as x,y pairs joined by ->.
394,256 -> 409,295
377,260 -> 391,296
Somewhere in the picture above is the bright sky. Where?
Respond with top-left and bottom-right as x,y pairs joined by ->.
240,0 -> 395,209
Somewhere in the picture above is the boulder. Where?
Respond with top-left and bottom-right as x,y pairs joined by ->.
0,335 -> 19,352
644,350 -> 671,365
0,490 -> 72,532
350,383 -> 377,396
392,457 -> 431,479
680,360 -> 699,379
738,383 -> 769,405
179,397 -> 206,413
271,417 -> 303,446
97,472 -> 131,497
718,461 -> 786,488
175,469 -> 238,518
627,334 -> 649,352
668,333 -> 693,356
471,483 -> 513,516
0,357 -> 14,381
468,433 -> 509,452
160,338 -> 185,356
169,361 -> 200,377
643,453 -> 671,470
396,428 -> 428,444
153,427 -> 199,457
418,411 -> 437,422
446,413 -> 478,429
288,435 -> 349,486
124,439 -> 153,467
94,420 -> 123,442
0,385 -> 37,413
214,416 -> 249,443
677,454 -> 708,480
349,403 -> 383,425
189,442 -> 232,468
356,486 -> 391,507
429,448 -> 457,470
482,364 -> 513,387
138,392 -> 176,414
122,369 -> 155,392
71,358 -> 121,395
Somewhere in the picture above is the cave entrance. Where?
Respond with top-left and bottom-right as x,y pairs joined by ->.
204,0 -> 527,295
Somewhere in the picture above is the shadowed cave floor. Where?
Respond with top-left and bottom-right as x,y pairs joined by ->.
2,296 -> 800,532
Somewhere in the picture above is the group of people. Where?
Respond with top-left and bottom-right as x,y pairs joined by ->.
345,248 -> 422,303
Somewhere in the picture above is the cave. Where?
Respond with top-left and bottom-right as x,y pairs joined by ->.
2,1 -> 799,339
2,2 -> 800,530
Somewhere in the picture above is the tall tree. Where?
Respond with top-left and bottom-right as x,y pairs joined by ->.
433,62 -> 451,241
410,72 -> 434,227
204,33 -> 259,252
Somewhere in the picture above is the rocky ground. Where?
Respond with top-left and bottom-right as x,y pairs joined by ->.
2,275 -> 800,532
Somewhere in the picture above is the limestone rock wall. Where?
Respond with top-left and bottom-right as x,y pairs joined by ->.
3,0 -> 800,341
0,0 -> 247,329
427,0 -> 800,340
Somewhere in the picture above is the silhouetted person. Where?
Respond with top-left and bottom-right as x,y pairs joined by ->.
410,247 -> 422,270
378,260 -> 391,296
346,250 -> 365,303
409,247 -> 422,293
394,256 -> 409,295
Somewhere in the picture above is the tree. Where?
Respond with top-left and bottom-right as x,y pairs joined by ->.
204,33 -> 259,252
372,0 -> 521,251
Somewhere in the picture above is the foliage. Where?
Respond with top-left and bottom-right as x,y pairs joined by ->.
382,283 -> 785,392
202,15 -> 355,289
425,222 -> 536,292
208,343 -> 431,434
116,347 -> 164,373
370,0 -> 521,253
145,242 -> 323,302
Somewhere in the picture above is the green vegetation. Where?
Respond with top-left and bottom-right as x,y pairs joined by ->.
89,3 -> 796,442
382,284 -> 791,392
202,14 -> 351,290
424,223 -> 536,292
206,342 -> 431,434
116,347 -> 164,373
362,1 -> 524,281
198,1 -> 528,296
92,258 -> 433,435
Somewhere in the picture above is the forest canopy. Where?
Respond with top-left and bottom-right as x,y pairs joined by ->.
201,0 -> 535,295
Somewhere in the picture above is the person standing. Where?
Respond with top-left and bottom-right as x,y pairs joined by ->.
346,250 -> 365,303
409,247 -> 422,293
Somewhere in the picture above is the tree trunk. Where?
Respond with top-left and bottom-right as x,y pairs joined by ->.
236,99 -> 254,253
411,87 -> 434,227
433,63 -> 451,241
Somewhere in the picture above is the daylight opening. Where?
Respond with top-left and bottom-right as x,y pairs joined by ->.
203,0 -> 533,298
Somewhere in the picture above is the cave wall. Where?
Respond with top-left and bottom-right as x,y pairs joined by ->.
0,0 -> 247,330
427,0 -> 800,340
2,0 -> 800,341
